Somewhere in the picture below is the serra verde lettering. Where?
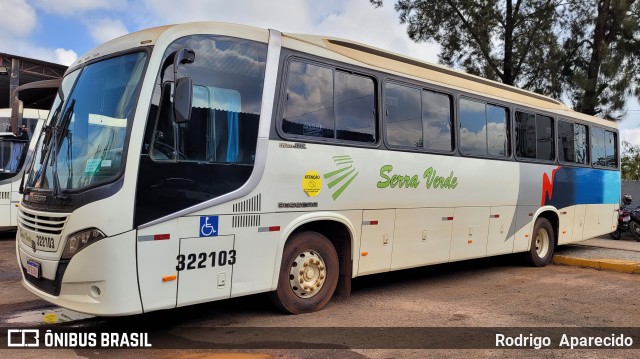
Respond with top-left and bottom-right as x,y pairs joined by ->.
377,165 -> 458,190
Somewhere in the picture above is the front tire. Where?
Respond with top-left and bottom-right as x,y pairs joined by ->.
271,231 -> 339,314
525,218 -> 555,267
609,229 -> 622,240
629,221 -> 640,242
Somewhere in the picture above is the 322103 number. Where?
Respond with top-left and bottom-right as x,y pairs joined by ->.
176,250 -> 236,271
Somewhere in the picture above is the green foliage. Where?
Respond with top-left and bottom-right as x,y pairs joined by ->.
562,0 -> 640,120
371,0 -> 640,120
622,140 -> 640,180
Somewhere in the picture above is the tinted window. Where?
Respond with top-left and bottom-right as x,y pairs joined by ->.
459,99 -> 508,157
422,90 -> 453,151
592,127 -> 617,168
515,111 -> 554,161
459,99 -> 486,155
515,111 -> 536,158
536,115 -> 554,161
487,105 -> 508,156
283,61 -> 334,138
282,61 -> 376,143
558,120 -> 588,165
335,71 -> 376,142
605,131 -> 617,167
385,83 -> 422,147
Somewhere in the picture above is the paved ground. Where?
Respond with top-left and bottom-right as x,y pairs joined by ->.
0,232 -> 639,358
554,236 -> 640,273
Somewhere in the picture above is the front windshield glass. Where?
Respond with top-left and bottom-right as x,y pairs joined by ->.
27,52 -> 147,190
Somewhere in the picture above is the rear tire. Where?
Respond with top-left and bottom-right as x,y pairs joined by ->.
629,221 -> 640,242
271,231 -> 339,314
525,218 -> 555,267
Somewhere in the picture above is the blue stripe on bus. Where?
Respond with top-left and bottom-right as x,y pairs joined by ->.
543,167 -> 620,207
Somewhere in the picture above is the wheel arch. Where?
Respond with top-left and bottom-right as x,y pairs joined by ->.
272,212 -> 356,299
532,207 -> 559,250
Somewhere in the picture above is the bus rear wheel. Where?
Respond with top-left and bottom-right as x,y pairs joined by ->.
271,231 -> 339,314
525,217 -> 555,267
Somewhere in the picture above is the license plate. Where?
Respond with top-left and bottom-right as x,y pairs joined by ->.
26,259 -> 40,279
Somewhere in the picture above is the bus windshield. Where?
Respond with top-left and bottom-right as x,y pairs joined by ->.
27,52 -> 147,191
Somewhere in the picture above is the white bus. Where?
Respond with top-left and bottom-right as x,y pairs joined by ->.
16,22 -> 619,316
0,108 -> 47,231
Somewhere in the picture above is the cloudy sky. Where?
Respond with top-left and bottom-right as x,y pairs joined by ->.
1,0 -> 638,144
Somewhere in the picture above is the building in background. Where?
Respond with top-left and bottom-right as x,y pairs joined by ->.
0,53 -> 67,110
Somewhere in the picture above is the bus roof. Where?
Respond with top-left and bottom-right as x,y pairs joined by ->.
72,22 -> 616,130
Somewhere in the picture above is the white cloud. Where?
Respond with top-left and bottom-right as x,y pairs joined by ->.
135,0 -> 439,62
32,0 -> 127,15
0,0 -> 37,36
314,0 -> 440,63
87,18 -> 129,44
54,48 -> 78,65
137,0 -> 313,31
621,127 -> 640,148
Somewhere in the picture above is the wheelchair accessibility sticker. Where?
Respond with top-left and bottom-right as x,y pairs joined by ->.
199,216 -> 219,237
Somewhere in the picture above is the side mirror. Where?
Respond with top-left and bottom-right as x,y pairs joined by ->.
10,98 -> 23,136
173,77 -> 193,124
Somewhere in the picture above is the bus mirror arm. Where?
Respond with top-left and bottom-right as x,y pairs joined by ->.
170,48 -> 195,124
173,48 -> 195,76
10,97 -> 23,137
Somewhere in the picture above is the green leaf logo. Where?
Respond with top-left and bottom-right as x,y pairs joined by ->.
323,155 -> 359,200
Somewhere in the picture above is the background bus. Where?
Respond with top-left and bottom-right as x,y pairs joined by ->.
0,108 -> 46,231
15,22 -> 619,316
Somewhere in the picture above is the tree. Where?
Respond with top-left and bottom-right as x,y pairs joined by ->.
370,0 -> 566,92
561,0 -> 640,120
371,0 -> 640,119
622,140 -> 640,180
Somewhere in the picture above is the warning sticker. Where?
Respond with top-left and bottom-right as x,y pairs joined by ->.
302,170 -> 322,197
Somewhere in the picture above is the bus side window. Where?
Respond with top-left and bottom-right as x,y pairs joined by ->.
515,111 -> 554,161
282,60 -> 377,143
591,127 -> 618,168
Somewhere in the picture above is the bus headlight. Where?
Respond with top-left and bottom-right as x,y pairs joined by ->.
62,228 -> 106,259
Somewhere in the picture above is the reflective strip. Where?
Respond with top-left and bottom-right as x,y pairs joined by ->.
138,234 -> 171,242
258,226 -> 280,232
362,220 -> 379,226
442,217 -> 454,221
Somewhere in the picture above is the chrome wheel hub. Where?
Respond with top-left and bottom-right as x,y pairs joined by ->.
289,250 -> 326,298
535,228 -> 550,258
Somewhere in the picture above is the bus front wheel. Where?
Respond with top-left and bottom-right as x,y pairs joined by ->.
271,231 -> 339,314
525,217 -> 555,267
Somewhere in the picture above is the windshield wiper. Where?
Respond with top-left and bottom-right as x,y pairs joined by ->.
32,99 -> 74,200
26,98 -> 64,195
50,99 -> 75,200
38,97 -> 64,166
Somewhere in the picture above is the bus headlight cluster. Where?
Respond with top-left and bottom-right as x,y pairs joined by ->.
62,228 -> 106,259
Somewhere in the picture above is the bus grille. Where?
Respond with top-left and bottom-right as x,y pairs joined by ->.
18,208 -> 68,235
0,192 -> 9,200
